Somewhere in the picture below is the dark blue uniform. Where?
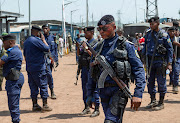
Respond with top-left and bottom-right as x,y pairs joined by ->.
169,37 -> 180,87
44,34 -> 58,90
143,29 -> 173,96
89,34 -> 146,122
24,35 -> 49,99
1,46 -> 24,123
44,34 -> 58,70
80,38 -> 98,105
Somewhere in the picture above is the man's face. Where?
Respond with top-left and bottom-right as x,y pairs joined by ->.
3,40 -> 10,50
168,30 -> 175,38
85,31 -> 93,39
150,21 -> 159,31
175,30 -> 179,37
97,23 -> 116,39
43,27 -> 50,35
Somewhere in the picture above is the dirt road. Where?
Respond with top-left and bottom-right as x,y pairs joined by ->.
0,51 -> 180,123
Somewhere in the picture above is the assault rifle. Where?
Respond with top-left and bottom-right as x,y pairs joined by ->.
85,41 -> 133,99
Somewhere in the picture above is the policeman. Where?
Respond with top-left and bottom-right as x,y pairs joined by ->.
81,26 -> 100,117
143,17 -> 173,110
89,15 -> 146,123
24,25 -> 52,111
168,26 -> 180,94
0,34 -> 24,123
77,26 -> 99,115
42,24 -> 58,99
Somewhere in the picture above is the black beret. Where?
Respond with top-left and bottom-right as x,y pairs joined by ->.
2,34 -> 16,41
97,15 -> 115,26
84,26 -> 95,31
148,16 -> 159,23
42,24 -> 49,28
32,25 -> 41,31
168,26 -> 176,31
173,21 -> 179,27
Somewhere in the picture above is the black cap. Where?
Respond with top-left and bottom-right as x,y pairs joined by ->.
84,26 -> 95,31
2,34 -> 16,41
173,21 -> 179,28
32,25 -> 41,31
42,24 -> 49,28
168,26 -> 176,31
148,16 -> 159,23
97,15 -> 115,26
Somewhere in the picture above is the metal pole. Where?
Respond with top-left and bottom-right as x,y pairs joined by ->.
71,11 -> 72,38
135,0 -> 137,23
62,5 -> 63,36
29,0 -> 31,36
63,0 -> 67,54
86,0 -> 88,26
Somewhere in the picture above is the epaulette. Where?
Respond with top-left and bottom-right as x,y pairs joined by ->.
159,29 -> 168,38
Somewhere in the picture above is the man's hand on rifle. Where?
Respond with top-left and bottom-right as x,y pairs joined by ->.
90,60 -> 99,67
131,97 -> 142,111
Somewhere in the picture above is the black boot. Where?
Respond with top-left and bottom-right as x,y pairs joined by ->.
90,105 -> 100,117
104,120 -> 115,123
153,95 -> 164,111
42,98 -> 52,112
50,88 -> 56,99
80,104 -> 91,115
145,94 -> 158,109
32,98 -> 42,111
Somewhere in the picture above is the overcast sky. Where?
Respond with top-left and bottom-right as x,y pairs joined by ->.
1,0 -> 180,24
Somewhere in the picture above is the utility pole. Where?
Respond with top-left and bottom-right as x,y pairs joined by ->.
71,9 -> 78,40
135,0 -> 137,23
117,10 -> 122,28
82,17 -> 84,27
29,0 -> 31,36
146,0 -> 158,20
86,0 -> 88,26
92,13 -> 94,27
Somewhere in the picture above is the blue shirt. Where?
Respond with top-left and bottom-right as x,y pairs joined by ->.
44,34 -> 58,62
143,29 -> 173,63
23,35 -> 49,72
99,34 -> 146,98
1,46 -> 23,77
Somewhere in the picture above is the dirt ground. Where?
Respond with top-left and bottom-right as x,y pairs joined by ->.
0,49 -> 180,123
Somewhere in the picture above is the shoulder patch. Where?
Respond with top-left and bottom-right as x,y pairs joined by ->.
167,38 -> 171,43
146,28 -> 151,33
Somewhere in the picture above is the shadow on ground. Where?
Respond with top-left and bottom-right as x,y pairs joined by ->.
40,113 -> 88,120
125,107 -> 153,112
0,110 -> 33,116
164,99 -> 180,104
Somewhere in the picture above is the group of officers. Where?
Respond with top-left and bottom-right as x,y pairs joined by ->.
76,15 -> 180,123
0,24 -> 59,123
0,14 -> 179,123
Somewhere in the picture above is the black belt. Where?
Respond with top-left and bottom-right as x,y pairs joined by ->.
104,82 -> 118,88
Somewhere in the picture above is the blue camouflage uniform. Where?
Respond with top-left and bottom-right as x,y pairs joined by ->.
90,34 -> 146,123
24,35 -> 49,99
86,38 -> 100,108
44,34 -> 58,89
169,36 -> 180,87
80,38 -> 99,105
143,29 -> 173,96
75,37 -> 82,63
44,34 -> 58,71
1,45 -> 24,123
